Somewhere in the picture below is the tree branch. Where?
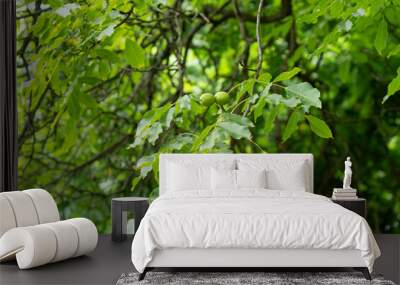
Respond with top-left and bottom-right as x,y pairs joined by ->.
70,134 -> 131,174
255,0 -> 265,78
44,134 -> 132,187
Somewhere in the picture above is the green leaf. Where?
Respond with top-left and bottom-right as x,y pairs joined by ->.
189,98 -> 204,115
254,95 -> 267,122
220,112 -> 254,127
314,28 -> 339,56
268,93 -> 283,105
243,79 -> 255,96
177,95 -> 191,111
148,123 -> 163,145
252,83 -> 272,121
286,82 -> 321,112
305,115 -> 333,138
282,97 -> 300,108
282,110 -> 303,142
151,105 -> 171,123
94,49 -> 119,62
298,0 -> 330,23
375,19 -> 388,55
265,104 -> 282,133
272,67 -> 301,83
125,39 -> 145,67
79,91 -> 98,109
388,45 -> 400,58
199,129 -> 218,151
135,110 -> 155,136
261,83 -> 272,97
236,79 -> 255,101
338,60 -> 351,83
383,68 -> 400,103
162,134 -> 193,151
80,76 -> 101,85
98,61 -> 110,76
130,177 -> 141,192
161,107 -> 175,128
288,46 -> 305,68
51,104 -> 66,130
131,104 -> 171,148
54,116 -> 78,155
258,73 -> 272,83
32,15 -> 48,36
218,121 -> 251,140
330,0 -> 343,18
96,24 -> 116,41
152,154 -> 160,182
145,104 -> 170,130
55,3 -> 80,17
136,155 -> 155,178
67,93 -> 80,119
191,125 -> 215,151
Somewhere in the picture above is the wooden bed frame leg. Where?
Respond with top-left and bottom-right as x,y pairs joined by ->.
354,267 -> 371,280
138,268 -> 148,281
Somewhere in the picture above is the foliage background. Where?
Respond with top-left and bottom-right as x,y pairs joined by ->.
16,0 -> 400,234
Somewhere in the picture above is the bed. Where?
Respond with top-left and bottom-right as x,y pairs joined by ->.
131,154 -> 380,280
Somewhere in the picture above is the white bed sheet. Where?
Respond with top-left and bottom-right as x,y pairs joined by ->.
131,190 -> 380,273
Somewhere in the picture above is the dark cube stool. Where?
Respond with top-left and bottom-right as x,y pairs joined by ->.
111,197 -> 149,242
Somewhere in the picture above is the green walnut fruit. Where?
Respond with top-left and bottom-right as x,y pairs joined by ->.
214,91 -> 230,105
200,93 -> 215,106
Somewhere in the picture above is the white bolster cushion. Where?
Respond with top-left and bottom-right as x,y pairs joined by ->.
0,189 -> 60,238
23,189 -> 60,224
0,226 -> 57,269
42,221 -> 79,262
0,218 -> 98,269
0,196 -> 17,237
65,218 -> 98,257
0,191 -> 39,227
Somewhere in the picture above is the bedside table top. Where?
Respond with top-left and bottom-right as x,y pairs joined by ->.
331,198 -> 366,202
112,197 -> 148,202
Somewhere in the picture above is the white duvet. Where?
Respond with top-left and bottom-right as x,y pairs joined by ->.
131,190 -> 380,273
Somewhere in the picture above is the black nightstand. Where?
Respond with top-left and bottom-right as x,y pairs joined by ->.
111,197 -> 149,242
331,198 -> 366,218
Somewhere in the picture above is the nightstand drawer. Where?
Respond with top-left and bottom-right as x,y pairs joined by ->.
331,198 -> 366,218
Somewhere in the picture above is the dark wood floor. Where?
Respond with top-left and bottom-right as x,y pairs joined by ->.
0,234 -> 399,285
374,234 -> 400,284
0,235 -> 133,285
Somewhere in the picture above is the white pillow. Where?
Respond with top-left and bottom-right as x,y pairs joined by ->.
237,169 -> 267,189
211,168 -> 236,190
266,167 -> 306,191
167,162 -> 210,191
237,159 -> 308,191
211,169 -> 267,190
166,159 -> 236,192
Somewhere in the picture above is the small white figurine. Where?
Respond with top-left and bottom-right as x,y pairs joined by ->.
343,157 -> 352,189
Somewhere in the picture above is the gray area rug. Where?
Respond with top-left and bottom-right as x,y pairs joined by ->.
116,272 -> 396,285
